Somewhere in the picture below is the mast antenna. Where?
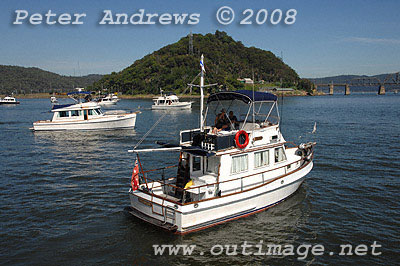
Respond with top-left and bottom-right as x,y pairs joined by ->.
189,31 -> 193,55
188,55 -> 217,133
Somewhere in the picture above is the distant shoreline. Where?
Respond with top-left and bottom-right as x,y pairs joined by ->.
7,90 -> 314,99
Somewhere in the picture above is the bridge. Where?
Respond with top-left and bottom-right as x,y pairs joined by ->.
313,72 -> 400,95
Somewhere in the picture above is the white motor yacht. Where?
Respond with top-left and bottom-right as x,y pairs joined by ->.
125,56 -> 315,234
152,90 -> 192,110
96,93 -> 119,106
32,91 -> 137,131
0,96 -> 20,104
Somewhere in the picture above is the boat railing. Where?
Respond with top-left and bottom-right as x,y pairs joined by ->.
180,127 -> 212,145
136,148 -> 307,205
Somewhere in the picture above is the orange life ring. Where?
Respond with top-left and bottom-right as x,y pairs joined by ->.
235,130 -> 249,149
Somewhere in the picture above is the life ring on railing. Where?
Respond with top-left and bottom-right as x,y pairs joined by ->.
235,130 -> 249,149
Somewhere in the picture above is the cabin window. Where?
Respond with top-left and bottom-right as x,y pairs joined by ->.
58,111 -> 69,117
206,156 -> 220,174
271,135 -> 278,143
231,154 -> 248,174
192,156 -> 201,172
96,108 -> 103,114
254,150 -> 269,168
88,109 -> 94,116
71,110 -> 80,117
159,100 -> 165,104
274,147 -> 287,163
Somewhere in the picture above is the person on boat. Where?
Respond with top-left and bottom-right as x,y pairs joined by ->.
228,111 -> 239,130
84,94 -> 92,102
212,109 -> 229,134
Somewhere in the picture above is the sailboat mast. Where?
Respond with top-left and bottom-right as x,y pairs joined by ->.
200,54 -> 205,132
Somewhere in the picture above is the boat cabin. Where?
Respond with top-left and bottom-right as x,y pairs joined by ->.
51,102 -> 104,121
153,92 -> 180,106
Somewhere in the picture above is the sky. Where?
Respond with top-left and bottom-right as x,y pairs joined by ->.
0,0 -> 399,78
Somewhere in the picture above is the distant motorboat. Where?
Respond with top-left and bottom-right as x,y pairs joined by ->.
50,96 -> 58,104
96,93 -> 119,106
0,96 -> 20,105
152,90 -> 192,110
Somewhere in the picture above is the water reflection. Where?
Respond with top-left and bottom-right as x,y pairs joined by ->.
33,130 -> 138,178
131,185 -> 312,265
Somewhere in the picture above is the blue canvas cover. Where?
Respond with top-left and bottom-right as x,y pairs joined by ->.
207,90 -> 277,104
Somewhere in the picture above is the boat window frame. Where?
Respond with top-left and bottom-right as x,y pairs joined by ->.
70,110 -> 81,117
58,110 -> 70,118
230,154 -> 249,175
191,156 -> 202,173
274,146 -> 287,164
254,150 -> 269,169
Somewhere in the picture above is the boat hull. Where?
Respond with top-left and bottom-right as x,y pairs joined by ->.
98,101 -> 117,106
151,102 -> 192,110
0,102 -> 20,105
128,159 -> 313,234
32,113 -> 136,131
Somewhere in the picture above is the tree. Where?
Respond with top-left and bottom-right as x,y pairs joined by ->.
297,78 -> 315,94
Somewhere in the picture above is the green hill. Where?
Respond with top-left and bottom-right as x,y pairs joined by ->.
91,31 -> 300,94
0,65 -> 102,94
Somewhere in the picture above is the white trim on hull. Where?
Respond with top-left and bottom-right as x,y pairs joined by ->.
33,114 -> 136,131
151,102 -> 192,110
98,101 -> 117,106
128,160 -> 313,234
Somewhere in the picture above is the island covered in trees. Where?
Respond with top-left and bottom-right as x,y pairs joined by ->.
91,31 -> 313,94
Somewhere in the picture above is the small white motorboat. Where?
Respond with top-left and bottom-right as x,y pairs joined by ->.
152,90 -> 192,110
0,96 -> 20,105
125,55 -> 315,234
32,91 -> 137,131
50,96 -> 58,104
96,93 -> 119,106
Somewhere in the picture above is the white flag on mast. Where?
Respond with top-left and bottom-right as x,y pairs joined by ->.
200,57 -> 206,73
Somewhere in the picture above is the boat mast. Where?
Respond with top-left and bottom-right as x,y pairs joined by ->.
200,54 -> 205,132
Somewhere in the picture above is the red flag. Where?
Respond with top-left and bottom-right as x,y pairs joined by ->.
131,159 -> 139,191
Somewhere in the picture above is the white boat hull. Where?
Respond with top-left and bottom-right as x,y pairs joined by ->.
33,113 -> 136,131
98,101 -> 117,106
128,159 -> 313,234
0,102 -> 20,105
151,102 -> 192,110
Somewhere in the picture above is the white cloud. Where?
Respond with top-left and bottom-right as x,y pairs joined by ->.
344,37 -> 400,45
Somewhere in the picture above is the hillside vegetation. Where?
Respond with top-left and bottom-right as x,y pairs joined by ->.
0,65 -> 102,94
91,31 -> 300,94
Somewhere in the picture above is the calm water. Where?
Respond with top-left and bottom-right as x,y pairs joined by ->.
1,94 -> 399,265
